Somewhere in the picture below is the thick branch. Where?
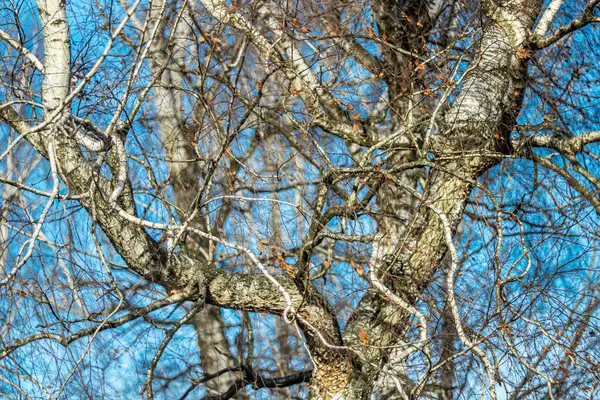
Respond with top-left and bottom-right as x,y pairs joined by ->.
518,130 -> 600,155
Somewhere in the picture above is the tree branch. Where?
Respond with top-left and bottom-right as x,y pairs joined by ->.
197,0 -> 381,146
0,29 -> 44,73
530,0 -> 600,50
516,130 -> 600,155
201,367 -> 313,400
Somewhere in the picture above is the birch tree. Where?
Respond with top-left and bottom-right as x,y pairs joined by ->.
1,0 -> 600,398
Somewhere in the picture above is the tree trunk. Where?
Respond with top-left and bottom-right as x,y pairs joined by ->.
327,3 -> 538,398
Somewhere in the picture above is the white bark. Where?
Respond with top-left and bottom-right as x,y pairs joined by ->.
3,0 -> 600,398
0,29 -> 45,73
533,0 -> 564,37
37,0 -> 70,114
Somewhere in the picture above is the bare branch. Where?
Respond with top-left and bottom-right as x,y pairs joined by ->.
531,0 -> 600,50
0,29 -> 44,73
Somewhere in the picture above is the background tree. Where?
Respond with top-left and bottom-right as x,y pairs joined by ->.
1,0 -> 600,399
